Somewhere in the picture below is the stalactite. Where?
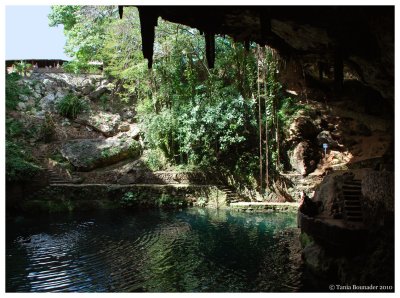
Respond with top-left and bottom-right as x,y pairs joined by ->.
205,32 -> 215,69
118,6 -> 124,19
138,7 -> 158,69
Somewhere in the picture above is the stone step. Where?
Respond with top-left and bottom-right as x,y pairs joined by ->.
344,205 -> 362,211
343,194 -> 362,198
344,198 -> 361,204
343,193 -> 362,198
343,195 -> 361,200
343,188 -> 361,193
344,201 -> 361,207
348,182 -> 362,186
343,184 -> 361,189
346,216 -> 363,222
346,210 -> 363,216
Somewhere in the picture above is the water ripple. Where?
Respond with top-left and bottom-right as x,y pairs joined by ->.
7,209 -> 302,292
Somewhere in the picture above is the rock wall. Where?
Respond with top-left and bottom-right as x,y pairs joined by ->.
361,170 -> 394,227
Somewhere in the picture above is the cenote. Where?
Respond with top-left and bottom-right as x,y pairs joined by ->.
6,5 -> 394,293
6,208 -> 312,292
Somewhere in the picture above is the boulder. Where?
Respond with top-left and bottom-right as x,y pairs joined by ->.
60,135 -> 141,171
118,123 -> 130,132
77,111 -> 122,136
289,116 -> 319,141
55,90 -> 68,100
39,93 -> 57,112
18,94 -> 30,102
89,86 -> 109,100
42,78 -> 57,91
289,141 -> 319,176
127,123 -> 140,139
17,102 -> 26,111
121,109 -> 136,121
35,111 -> 45,119
81,85 -> 93,95
32,91 -> 42,99
34,85 -> 42,95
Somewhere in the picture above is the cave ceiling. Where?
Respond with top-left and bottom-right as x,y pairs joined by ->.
121,6 -> 394,100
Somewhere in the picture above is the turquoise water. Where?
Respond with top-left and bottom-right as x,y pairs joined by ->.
6,208 -> 306,292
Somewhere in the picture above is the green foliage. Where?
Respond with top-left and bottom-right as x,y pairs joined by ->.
120,191 -> 140,208
156,193 -> 187,208
5,73 -> 41,182
62,60 -> 100,74
6,118 -> 24,138
56,93 -> 88,118
278,96 -> 308,127
144,148 -> 170,171
13,61 -> 32,76
6,73 -> 26,110
101,146 -> 121,159
128,140 -> 141,156
49,5 -> 116,61
6,140 -> 40,182
51,5 -> 310,193
48,5 -> 79,30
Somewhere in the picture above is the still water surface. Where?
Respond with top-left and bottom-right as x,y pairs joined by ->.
7,208 -> 308,292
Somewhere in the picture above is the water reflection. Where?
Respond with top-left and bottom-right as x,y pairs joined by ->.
7,208 -> 303,292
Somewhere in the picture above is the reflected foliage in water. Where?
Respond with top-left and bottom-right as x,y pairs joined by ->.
7,208 -> 304,292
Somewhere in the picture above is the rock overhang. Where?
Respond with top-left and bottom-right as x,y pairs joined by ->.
124,5 -> 393,100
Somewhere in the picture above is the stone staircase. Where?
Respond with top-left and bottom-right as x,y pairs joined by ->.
47,168 -> 70,184
26,154 -> 82,201
341,179 -> 364,222
218,185 -> 241,204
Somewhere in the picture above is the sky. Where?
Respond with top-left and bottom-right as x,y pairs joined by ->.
6,5 -> 71,60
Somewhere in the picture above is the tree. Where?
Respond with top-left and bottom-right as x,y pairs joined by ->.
49,5 -> 116,63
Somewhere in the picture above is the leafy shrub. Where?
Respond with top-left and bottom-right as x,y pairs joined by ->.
144,148 -> 169,171
13,61 -> 32,76
62,60 -> 100,74
157,193 -> 187,208
6,141 -> 41,182
57,94 -> 88,119
120,191 -> 141,208
6,73 -> 29,110
6,118 -> 24,138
